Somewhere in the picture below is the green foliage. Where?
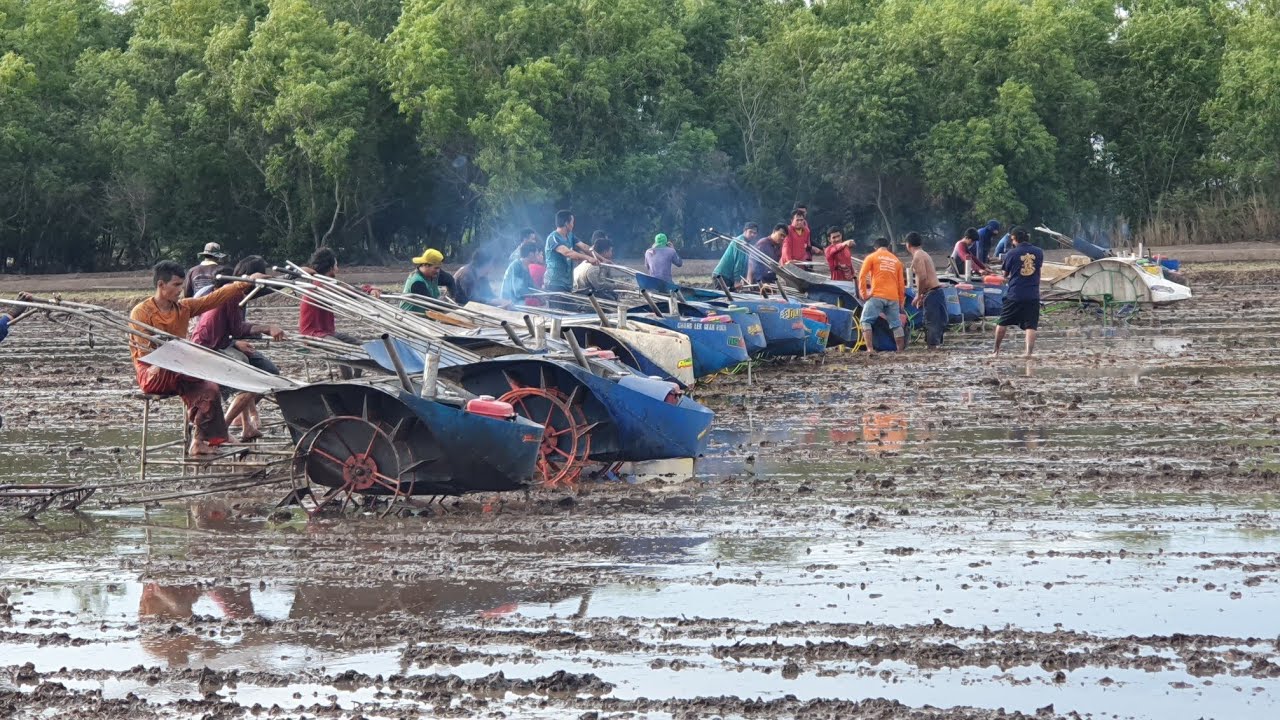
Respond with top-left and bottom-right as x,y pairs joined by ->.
1206,2 -> 1280,186
0,0 -> 1276,273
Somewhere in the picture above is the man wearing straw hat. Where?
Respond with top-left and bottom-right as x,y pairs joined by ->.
400,247 -> 459,311
183,242 -> 229,298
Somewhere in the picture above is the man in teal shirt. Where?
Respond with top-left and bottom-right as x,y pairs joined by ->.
543,210 -> 598,293
712,222 -> 758,289
400,247 -> 458,311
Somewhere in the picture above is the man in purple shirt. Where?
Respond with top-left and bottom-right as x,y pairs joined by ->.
644,233 -> 684,282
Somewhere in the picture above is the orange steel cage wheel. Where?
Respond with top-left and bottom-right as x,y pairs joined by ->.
290,416 -> 407,517
498,386 -> 591,489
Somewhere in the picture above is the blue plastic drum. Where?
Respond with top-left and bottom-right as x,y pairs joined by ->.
956,283 -> 984,321
982,283 -> 1004,317
943,286 -> 963,325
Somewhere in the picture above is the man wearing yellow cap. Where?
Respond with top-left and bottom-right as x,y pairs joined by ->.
401,248 -> 459,311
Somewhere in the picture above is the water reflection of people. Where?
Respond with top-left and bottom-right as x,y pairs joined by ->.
139,583 -> 255,621
138,583 -> 255,665
1009,426 -> 1049,450
188,499 -> 260,533
861,412 -> 908,453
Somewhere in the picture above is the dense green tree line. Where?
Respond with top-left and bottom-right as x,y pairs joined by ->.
1,0 -> 1277,273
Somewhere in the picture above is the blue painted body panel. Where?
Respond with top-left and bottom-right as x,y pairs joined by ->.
634,272 -> 723,301
629,315 -> 748,378
275,383 -> 541,495
802,316 -> 830,354
956,284 -> 985,321
811,303 -> 855,346
721,307 -> 768,354
982,284 -> 1005,317
943,286 -> 963,325
723,298 -> 807,356
443,357 -> 714,462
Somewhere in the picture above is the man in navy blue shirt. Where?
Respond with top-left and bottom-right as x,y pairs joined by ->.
994,227 -> 1043,357
976,219 -> 1001,263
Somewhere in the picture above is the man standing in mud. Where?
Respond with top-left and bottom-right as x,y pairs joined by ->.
130,261 -> 262,456
857,237 -> 907,353
906,232 -> 946,349
994,227 -> 1043,357
976,219 -> 1002,265
780,209 -> 820,265
183,242 -> 229,298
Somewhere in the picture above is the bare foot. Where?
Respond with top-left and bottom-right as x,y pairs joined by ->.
189,441 -> 215,457
239,428 -> 263,442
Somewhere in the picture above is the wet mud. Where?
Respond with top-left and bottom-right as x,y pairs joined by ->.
1,266 -> 1279,718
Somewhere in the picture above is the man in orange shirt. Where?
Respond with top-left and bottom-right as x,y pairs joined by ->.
130,261 -> 258,455
856,237 -> 907,353
780,209 -> 819,265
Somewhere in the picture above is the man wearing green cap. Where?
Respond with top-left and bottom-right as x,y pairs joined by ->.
401,247 -> 458,312
644,233 -> 683,283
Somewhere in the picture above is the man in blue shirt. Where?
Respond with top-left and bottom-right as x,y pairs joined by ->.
543,210 -> 598,294
712,222 -> 758,289
502,240 -> 544,305
994,227 -> 1044,357
976,219 -> 1001,264
0,292 -> 34,344
509,227 -> 538,263
993,231 -> 1012,259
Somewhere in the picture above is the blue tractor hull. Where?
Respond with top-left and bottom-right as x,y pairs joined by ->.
722,298 -> 807,356
628,315 -> 748,378
441,357 -> 714,462
276,383 -> 542,496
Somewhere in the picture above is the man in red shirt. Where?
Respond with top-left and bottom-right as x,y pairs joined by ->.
950,228 -> 989,275
780,209 -> 819,265
298,246 -> 378,379
823,226 -> 857,281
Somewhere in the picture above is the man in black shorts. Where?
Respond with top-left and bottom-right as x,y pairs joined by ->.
994,227 -> 1043,357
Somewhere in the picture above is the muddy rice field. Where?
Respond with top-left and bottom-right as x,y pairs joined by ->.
1,265 -> 1279,719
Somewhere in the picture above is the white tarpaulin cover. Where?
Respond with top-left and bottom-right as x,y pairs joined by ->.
141,341 -> 300,394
